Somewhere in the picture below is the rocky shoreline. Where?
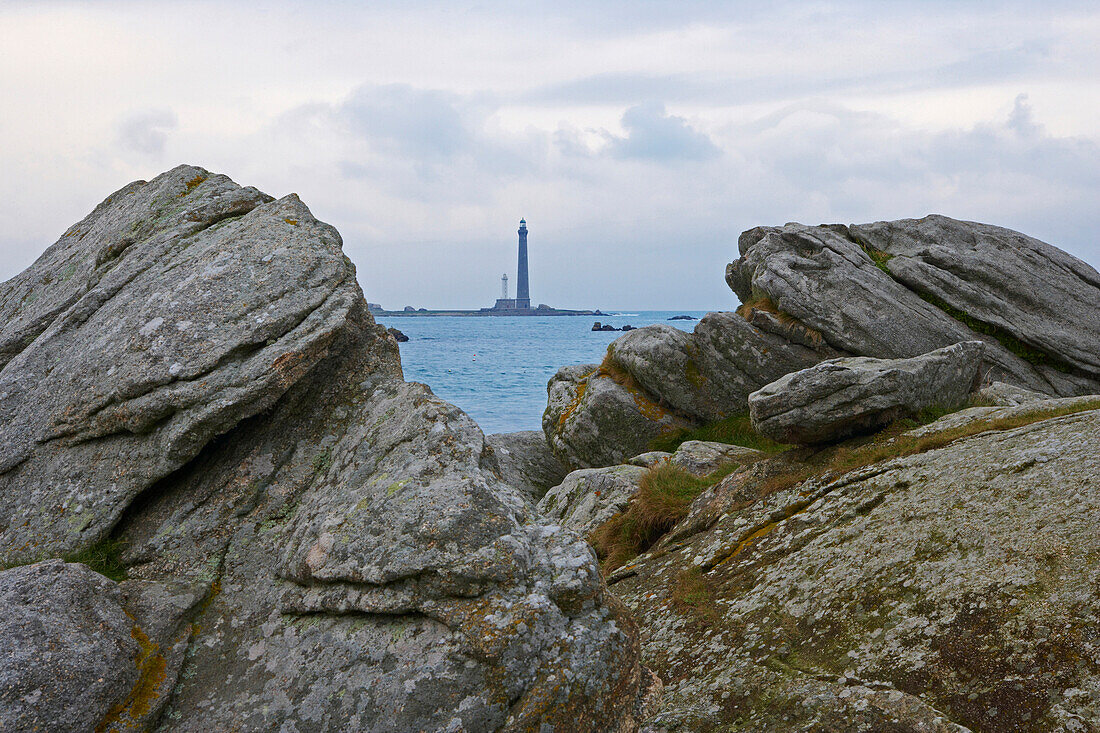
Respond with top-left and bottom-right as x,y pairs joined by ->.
2,165 -> 1098,732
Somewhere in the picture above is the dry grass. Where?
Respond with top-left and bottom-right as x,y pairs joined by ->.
670,568 -> 719,623
590,463 -> 740,572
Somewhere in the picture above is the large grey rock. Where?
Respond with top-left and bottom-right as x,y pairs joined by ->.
749,341 -> 985,444
0,164 -> 359,561
544,313 -> 827,469
728,217 -> 1100,397
0,561 -> 139,732
977,380 -> 1048,407
0,560 -> 199,733
543,363 -> 694,469
609,315 -> 828,422
0,167 -> 650,732
617,401 -> 1100,731
486,430 -> 569,501
851,215 -> 1100,381
538,464 -> 648,536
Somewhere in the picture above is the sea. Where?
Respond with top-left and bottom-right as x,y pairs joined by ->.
373,310 -> 711,435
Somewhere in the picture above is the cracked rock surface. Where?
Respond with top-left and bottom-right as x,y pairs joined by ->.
0,166 -> 649,732
749,341 -> 985,444
729,217 -> 1100,397
616,402 -> 1100,732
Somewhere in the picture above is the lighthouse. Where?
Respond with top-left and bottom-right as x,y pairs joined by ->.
515,219 -> 531,310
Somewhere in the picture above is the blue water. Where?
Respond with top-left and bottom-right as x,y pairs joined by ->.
374,311 -> 710,434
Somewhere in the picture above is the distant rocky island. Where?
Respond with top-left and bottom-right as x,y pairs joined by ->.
3,164 -> 1099,732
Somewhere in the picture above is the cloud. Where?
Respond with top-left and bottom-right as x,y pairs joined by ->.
2,0 -> 1099,311
116,109 -> 178,155
339,84 -> 477,158
605,102 -> 721,161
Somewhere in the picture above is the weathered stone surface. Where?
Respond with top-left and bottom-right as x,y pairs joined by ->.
543,363 -> 694,469
851,215 -> 1100,381
0,561 -> 140,732
538,464 -> 648,536
902,394 -> 1100,440
0,164 -> 359,561
668,440 -> 762,476
0,167 -> 649,732
0,560 -> 198,733
617,403 -> 1100,731
750,341 -> 985,444
487,430 -> 569,501
728,217 -> 1100,397
978,380 -> 1048,407
629,451 -> 673,469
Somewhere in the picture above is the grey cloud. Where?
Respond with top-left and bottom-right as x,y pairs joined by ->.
525,43 -> 1052,108
339,84 -> 479,158
116,109 -> 178,155
606,102 -> 721,161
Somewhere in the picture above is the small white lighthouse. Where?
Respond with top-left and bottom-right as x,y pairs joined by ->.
501,273 -> 509,299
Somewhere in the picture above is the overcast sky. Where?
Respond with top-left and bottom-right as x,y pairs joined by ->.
2,1 -> 1098,309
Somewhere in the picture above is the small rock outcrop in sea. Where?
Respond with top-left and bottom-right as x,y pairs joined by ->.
667,314 -> 696,320
749,341 -> 985,444
386,326 -> 409,342
544,216 -> 1100,469
0,165 -> 650,732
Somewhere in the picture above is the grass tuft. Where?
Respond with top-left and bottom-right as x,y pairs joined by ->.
590,462 -> 741,572
671,568 -> 719,623
856,241 -> 894,275
915,290 -> 1072,372
2,536 -> 129,582
63,537 -> 129,582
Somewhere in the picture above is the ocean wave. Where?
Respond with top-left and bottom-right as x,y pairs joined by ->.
608,313 -> 640,317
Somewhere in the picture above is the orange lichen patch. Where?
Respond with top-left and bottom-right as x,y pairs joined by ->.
284,218 -> 299,226
557,377 -> 591,429
595,358 -> 673,422
181,174 -> 207,196
631,389 -> 670,422
95,623 -> 168,732
271,350 -> 305,388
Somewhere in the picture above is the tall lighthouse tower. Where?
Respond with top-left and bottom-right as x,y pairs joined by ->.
515,219 -> 531,310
